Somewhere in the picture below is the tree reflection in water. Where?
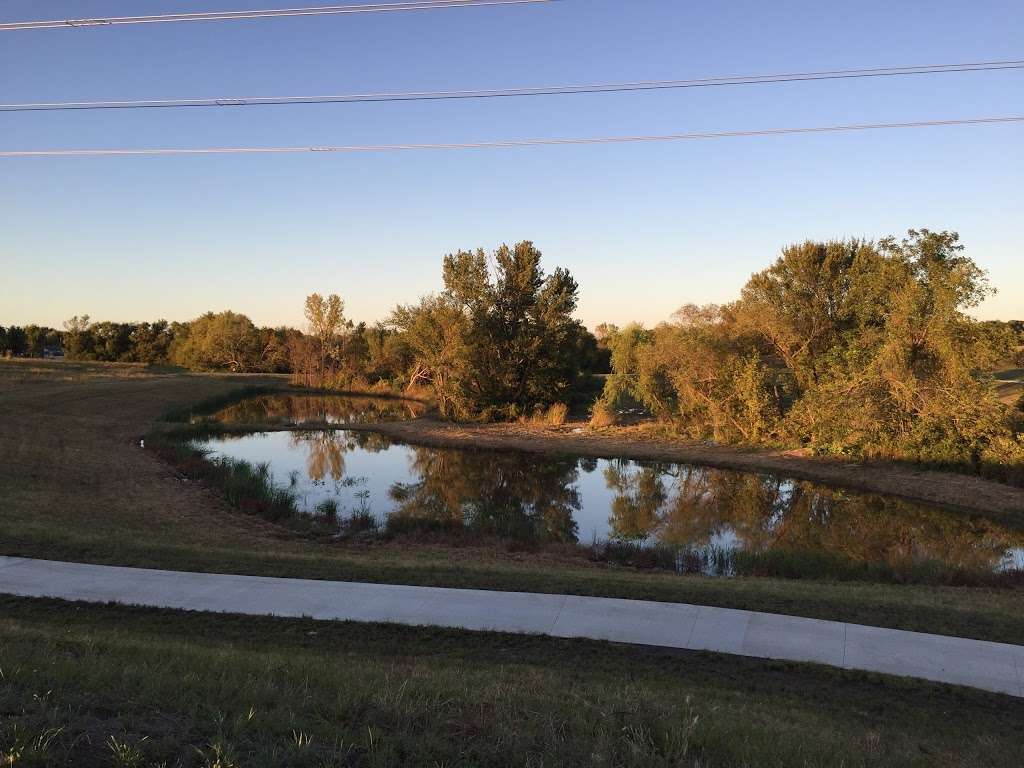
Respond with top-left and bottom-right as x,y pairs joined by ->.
289,430 -> 393,485
389,448 -> 581,542
603,460 -> 1024,572
200,427 -> 1023,573
208,394 -> 424,426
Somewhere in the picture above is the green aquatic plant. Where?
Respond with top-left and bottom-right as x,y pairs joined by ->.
314,498 -> 340,522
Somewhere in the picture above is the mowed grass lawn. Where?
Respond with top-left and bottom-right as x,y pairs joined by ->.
3,596 -> 1024,768
2,360 -> 1024,766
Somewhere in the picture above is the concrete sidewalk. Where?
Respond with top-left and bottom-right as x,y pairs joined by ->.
2,556 -> 1022,697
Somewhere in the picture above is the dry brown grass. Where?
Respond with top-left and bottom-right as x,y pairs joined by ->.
0,358 -> 160,386
523,402 -> 569,426
544,402 -> 569,425
0,360 -> 295,560
589,401 -> 618,428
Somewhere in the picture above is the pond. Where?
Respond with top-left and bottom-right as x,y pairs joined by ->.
193,427 -> 1024,577
192,393 -> 426,426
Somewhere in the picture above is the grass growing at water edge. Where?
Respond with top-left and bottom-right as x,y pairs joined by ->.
147,426 -> 333,535
376,515 -> 1024,589
592,539 -> 1024,587
147,403 -> 1024,591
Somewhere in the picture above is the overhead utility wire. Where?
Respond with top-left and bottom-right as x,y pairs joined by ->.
0,0 -> 556,30
2,60 -> 1021,113
2,116 -> 1020,158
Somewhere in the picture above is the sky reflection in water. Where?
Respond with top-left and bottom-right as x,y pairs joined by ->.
195,427 -> 1024,575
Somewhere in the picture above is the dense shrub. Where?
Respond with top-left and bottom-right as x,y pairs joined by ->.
599,230 -> 1024,480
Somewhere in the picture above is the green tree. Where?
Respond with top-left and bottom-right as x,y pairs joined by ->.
257,326 -> 294,374
4,326 -> 27,356
338,321 -> 371,381
785,230 -> 1020,469
62,315 -> 94,360
23,325 -> 47,357
128,321 -> 173,364
622,307 -> 778,442
304,293 -> 346,383
90,322 -> 134,361
598,229 -> 1023,478
598,323 -> 655,411
170,311 -> 262,371
389,295 -> 473,418
734,239 -> 891,391
592,322 -> 618,374
391,241 -> 593,419
362,323 -> 414,386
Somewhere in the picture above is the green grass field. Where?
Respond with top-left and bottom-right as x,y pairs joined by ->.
3,596 -> 1024,768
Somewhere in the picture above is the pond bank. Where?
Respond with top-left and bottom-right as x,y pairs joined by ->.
198,417 -> 1024,521
188,425 -> 1024,584
5,367 -> 1023,647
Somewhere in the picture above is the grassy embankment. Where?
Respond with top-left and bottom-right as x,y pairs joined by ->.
2,359 -> 1024,645
3,595 -> 1024,768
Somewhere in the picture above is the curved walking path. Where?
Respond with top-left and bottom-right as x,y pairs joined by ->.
2,556 -> 1022,698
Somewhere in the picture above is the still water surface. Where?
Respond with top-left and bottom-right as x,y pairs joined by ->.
194,427 -> 1024,575
194,393 -> 425,426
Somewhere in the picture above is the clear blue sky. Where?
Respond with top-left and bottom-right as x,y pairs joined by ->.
2,0 -> 1022,330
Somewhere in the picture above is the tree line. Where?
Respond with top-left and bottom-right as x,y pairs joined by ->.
2,241 -> 606,417
1,315 -> 292,371
2,231 -> 1021,475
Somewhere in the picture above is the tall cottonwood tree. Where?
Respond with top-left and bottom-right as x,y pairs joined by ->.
734,239 -> 892,391
785,230 -> 1016,464
390,241 -> 595,419
304,293 -> 346,383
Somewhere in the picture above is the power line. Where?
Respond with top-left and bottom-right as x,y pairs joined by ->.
0,0 -> 556,31
3,60 -> 1021,113
2,116 -> 1020,158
